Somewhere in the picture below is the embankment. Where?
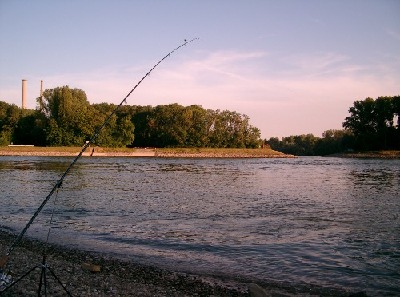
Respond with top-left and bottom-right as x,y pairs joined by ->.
0,146 -> 295,158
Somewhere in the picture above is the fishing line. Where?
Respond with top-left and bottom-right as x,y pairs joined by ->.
43,187 -> 60,255
5,37 -> 199,257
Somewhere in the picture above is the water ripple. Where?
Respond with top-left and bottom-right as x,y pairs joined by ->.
1,156 -> 399,296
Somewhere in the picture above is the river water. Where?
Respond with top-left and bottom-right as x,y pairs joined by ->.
0,156 -> 399,295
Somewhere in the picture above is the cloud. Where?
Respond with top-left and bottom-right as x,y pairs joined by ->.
82,50 -> 398,138
5,49 -> 398,138
387,29 -> 400,41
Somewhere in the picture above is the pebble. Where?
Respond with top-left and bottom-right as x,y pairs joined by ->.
0,230 -> 250,296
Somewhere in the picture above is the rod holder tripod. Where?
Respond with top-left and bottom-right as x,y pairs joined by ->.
0,254 -> 72,296
1,38 -> 198,296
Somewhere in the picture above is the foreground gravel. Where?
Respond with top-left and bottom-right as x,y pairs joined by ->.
0,230 -> 368,297
0,230 -> 255,296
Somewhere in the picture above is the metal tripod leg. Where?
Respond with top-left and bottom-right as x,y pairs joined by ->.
37,255 -> 47,296
46,265 -> 72,296
0,264 -> 39,294
36,254 -> 73,297
0,255 -> 73,297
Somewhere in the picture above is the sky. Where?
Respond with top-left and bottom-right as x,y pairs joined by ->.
0,0 -> 399,139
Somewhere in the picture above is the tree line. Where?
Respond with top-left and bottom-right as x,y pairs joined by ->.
267,130 -> 355,156
1,86 -> 261,148
266,96 -> 400,155
1,87 -> 399,154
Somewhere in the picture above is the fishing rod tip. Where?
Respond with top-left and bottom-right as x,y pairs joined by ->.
184,37 -> 199,44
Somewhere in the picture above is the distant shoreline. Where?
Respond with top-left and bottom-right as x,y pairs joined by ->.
2,146 -> 399,159
0,146 -> 296,158
329,151 -> 400,159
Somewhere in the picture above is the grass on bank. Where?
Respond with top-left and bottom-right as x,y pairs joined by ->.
0,146 -> 138,153
338,150 -> 400,158
156,147 -> 286,157
0,145 -> 286,157
1,146 -> 400,158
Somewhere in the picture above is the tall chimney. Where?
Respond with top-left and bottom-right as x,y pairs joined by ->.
40,80 -> 43,98
22,79 -> 27,109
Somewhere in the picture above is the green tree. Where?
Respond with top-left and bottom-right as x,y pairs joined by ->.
267,137 -> 280,150
343,96 -> 399,150
343,98 -> 375,134
131,105 -> 154,147
38,86 -> 93,146
111,115 -> 135,147
343,98 -> 377,150
314,129 -> 354,155
209,110 -> 231,147
243,116 -> 261,148
374,96 -> 394,149
130,104 -> 261,148
185,105 -> 211,147
208,110 -> 260,148
91,103 -> 135,147
0,101 -> 21,145
13,110 -> 47,146
148,104 -> 189,147
268,134 -> 318,155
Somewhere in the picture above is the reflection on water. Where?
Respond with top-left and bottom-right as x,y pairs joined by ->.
0,156 -> 399,296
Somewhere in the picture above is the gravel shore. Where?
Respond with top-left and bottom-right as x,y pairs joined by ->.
1,230 -> 252,296
0,147 -> 296,158
0,230 -> 366,297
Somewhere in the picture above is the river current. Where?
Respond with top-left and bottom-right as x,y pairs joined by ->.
0,156 -> 399,295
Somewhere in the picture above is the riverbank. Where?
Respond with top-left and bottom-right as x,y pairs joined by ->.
0,146 -> 295,158
330,150 -> 400,159
0,230 -> 352,297
156,148 -> 295,158
0,230 -> 251,296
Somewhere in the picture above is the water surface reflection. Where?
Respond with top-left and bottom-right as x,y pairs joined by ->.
0,156 -> 399,295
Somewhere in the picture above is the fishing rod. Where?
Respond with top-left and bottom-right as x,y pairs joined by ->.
3,37 -> 199,259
